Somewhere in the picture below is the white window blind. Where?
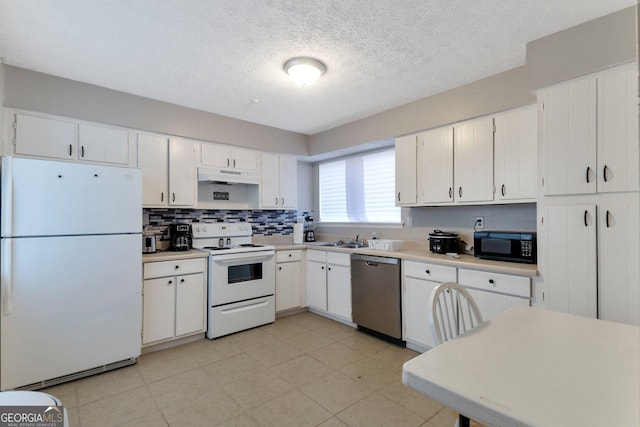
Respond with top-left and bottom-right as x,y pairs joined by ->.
319,148 -> 401,223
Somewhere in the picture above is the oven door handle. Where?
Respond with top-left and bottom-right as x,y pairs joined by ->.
220,299 -> 270,314
212,252 -> 275,264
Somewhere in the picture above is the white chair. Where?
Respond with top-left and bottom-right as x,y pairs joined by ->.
429,281 -> 484,345
429,282 -> 484,427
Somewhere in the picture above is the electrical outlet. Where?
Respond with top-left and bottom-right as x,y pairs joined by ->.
475,216 -> 484,230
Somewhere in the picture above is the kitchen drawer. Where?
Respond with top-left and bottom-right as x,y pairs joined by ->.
276,250 -> 303,263
144,257 -> 206,279
327,251 -> 350,266
458,269 -> 530,298
404,260 -> 456,283
307,249 -> 327,263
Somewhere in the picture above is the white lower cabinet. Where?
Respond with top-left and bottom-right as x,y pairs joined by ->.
541,200 -> 639,325
403,260 -> 457,350
142,257 -> 207,346
275,250 -> 304,312
457,269 -> 531,321
402,260 -> 531,351
305,250 -> 352,322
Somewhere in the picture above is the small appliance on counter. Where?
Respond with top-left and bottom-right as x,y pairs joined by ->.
169,224 -> 192,251
474,231 -> 537,264
142,230 -> 157,253
304,215 -> 316,242
429,230 -> 460,254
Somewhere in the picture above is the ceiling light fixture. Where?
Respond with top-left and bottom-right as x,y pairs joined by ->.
284,57 -> 326,86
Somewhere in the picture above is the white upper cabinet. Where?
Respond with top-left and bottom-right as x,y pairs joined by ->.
137,133 -> 196,207
494,105 -> 537,201
395,134 -> 417,206
417,126 -> 454,204
260,152 -> 297,209
542,76 -> 598,195
77,123 -> 129,165
453,116 -> 494,203
200,142 -> 257,171
597,66 -> 639,193
14,113 -> 130,165
15,114 -> 76,160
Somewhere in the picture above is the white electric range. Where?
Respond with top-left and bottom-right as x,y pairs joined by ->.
192,222 -> 275,339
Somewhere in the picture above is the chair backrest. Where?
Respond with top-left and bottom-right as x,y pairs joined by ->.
429,282 -> 484,345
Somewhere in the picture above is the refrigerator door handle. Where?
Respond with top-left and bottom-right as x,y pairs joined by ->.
1,157 -> 13,237
1,238 -> 12,315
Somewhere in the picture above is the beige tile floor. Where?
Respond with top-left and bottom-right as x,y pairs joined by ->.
43,312 -> 473,426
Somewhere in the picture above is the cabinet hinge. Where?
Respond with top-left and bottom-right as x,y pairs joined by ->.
12,119 -> 17,145
492,118 -> 496,134
540,101 -> 544,112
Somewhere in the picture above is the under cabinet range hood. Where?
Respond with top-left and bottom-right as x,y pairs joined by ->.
197,166 -> 260,185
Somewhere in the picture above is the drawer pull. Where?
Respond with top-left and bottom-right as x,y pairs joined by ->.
425,269 -> 431,274
180,278 -> 185,283
174,265 -> 180,269
488,279 -> 495,285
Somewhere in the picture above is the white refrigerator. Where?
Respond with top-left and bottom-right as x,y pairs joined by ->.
0,156 -> 142,390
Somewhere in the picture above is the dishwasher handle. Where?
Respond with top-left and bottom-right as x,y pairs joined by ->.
351,254 -> 399,265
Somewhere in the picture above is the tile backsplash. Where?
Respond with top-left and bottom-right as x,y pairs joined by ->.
143,208 -> 312,237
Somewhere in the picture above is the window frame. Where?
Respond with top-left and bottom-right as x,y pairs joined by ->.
317,147 -> 402,227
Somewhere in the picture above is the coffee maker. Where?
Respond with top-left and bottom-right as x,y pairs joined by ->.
169,224 -> 192,251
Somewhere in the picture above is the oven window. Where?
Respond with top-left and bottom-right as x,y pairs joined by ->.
228,263 -> 263,284
481,238 -> 511,255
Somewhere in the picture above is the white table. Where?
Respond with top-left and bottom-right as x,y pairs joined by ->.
402,306 -> 640,426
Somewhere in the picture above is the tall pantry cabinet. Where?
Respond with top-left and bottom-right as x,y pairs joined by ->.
538,64 -> 640,326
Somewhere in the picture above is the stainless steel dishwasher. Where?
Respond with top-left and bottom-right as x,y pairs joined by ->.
351,254 -> 403,344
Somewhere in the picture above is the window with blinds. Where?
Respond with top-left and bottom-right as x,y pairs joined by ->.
319,148 -> 401,223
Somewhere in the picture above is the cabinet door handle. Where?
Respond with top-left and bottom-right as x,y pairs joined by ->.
226,158 -> 230,167
586,166 -> 592,183
68,144 -> 73,156
448,187 -> 452,199
584,210 -> 588,227
327,267 -> 331,271
288,253 -> 292,258
397,192 -> 401,202
501,184 -> 506,196
606,210 -> 611,228
233,159 -> 236,168
81,145 -> 85,158
489,279 -> 496,287
603,165 -> 609,182
180,278 -> 185,283
168,280 -> 173,285
321,266 -> 325,270
161,192 -> 164,202
172,192 -> 176,202
278,266 -> 282,271
281,197 -> 285,206
275,197 -> 279,205
458,187 -> 462,198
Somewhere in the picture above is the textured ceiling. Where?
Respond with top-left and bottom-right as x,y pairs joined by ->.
0,0 -> 635,135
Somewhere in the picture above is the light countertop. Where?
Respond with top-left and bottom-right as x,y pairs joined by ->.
142,249 -> 209,263
271,243 -> 537,277
141,242 -> 537,277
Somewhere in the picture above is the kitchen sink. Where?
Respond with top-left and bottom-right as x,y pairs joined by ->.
336,243 -> 369,249
311,241 -> 369,249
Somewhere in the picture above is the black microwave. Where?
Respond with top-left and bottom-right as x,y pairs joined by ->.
474,231 -> 537,264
